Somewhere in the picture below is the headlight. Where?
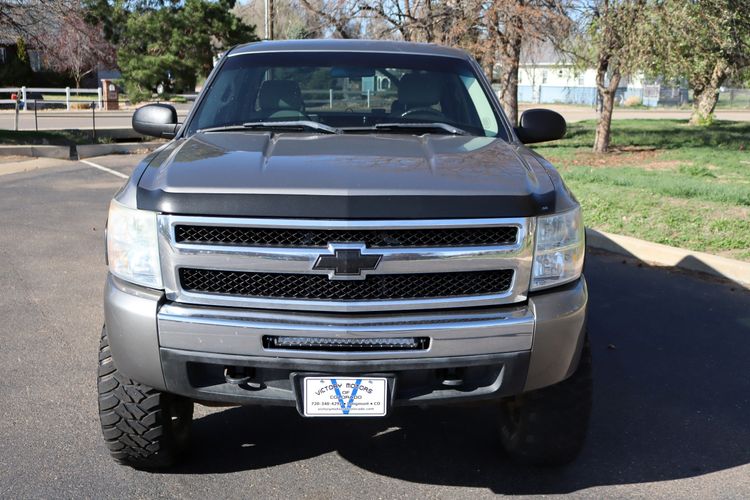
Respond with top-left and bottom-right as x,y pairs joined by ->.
106,200 -> 163,288
531,207 -> 584,291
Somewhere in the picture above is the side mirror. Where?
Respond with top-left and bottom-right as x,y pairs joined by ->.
132,103 -> 179,138
514,109 -> 566,144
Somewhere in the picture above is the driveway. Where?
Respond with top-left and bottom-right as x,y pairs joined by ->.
0,155 -> 748,498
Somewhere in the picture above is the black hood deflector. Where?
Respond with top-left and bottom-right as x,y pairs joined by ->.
137,132 -> 559,219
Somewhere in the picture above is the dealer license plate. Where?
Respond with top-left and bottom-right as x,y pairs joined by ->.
303,377 -> 388,417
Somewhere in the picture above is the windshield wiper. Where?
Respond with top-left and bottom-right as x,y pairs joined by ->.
243,121 -> 341,134
198,121 -> 341,134
369,122 -> 468,136
197,124 -> 250,133
374,122 -> 468,135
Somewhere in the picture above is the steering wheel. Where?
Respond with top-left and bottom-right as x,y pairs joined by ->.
401,108 -> 445,120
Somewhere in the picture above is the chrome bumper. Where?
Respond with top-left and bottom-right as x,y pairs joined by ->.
157,302 -> 534,360
104,274 -> 587,398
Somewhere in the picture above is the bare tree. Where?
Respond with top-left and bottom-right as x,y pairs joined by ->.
298,0 -> 364,38
483,4 -> 523,125
358,0 -> 452,41
569,0 -> 646,153
478,1 -> 571,125
41,8 -> 116,88
0,0 -> 67,49
235,0 -> 324,39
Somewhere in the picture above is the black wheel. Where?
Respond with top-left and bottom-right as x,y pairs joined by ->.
97,326 -> 193,469
499,336 -> 592,465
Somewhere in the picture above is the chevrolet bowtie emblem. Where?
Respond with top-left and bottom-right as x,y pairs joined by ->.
313,245 -> 382,280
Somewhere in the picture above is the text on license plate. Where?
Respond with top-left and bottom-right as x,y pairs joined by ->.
303,377 -> 388,417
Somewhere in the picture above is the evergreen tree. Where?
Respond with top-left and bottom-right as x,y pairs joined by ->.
87,0 -> 257,100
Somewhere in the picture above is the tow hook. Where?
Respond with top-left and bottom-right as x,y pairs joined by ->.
224,366 -> 262,389
440,367 -> 465,387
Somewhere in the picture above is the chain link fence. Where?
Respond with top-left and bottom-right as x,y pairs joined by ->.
512,84 -> 750,109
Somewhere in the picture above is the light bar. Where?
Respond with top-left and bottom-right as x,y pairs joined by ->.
263,336 -> 430,352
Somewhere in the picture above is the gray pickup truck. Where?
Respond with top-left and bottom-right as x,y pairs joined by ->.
99,39 -> 590,469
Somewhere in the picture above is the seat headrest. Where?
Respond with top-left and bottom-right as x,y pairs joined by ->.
397,73 -> 441,108
258,80 -> 303,111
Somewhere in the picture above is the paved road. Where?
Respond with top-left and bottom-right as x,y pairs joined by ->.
2,104 -> 749,131
1,155 -> 749,498
0,106 -> 191,131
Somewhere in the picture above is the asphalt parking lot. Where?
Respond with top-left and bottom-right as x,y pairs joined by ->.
1,154 -> 749,498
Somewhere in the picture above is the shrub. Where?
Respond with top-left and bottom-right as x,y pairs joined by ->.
124,82 -> 152,104
623,96 -> 642,107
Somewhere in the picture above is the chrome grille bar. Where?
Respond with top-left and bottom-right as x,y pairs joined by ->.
174,224 -> 519,248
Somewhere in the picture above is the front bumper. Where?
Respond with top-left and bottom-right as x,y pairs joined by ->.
104,274 -> 587,407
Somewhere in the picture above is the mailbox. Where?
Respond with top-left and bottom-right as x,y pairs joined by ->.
101,79 -> 119,110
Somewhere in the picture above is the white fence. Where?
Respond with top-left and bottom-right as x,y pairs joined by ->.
0,86 -> 103,110
300,89 -> 396,109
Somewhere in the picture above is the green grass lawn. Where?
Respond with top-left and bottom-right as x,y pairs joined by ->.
533,119 -> 750,261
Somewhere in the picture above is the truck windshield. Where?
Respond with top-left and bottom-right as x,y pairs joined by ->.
186,51 -> 505,138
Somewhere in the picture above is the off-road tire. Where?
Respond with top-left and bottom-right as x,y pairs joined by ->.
499,337 -> 592,465
97,326 -> 193,469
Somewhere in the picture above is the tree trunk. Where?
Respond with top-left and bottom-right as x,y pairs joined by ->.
500,54 -> 519,126
689,60 -> 728,126
690,87 -> 720,125
593,72 -> 621,154
497,34 -> 521,126
593,91 -> 615,153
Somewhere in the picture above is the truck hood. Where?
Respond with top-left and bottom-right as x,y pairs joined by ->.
137,131 -> 557,218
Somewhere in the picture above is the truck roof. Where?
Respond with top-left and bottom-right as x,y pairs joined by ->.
228,39 -> 472,60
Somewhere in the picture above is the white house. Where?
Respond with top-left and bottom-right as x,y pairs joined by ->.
501,42 -> 645,106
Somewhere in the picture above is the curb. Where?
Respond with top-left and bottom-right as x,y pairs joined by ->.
0,145 -> 71,159
72,128 -> 146,141
0,142 -> 162,160
586,228 -> 750,287
76,142 -> 163,159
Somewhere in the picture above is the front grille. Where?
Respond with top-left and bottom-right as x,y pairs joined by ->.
179,268 -> 514,301
174,225 -> 518,248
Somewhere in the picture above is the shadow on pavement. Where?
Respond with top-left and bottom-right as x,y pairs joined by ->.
586,228 -> 749,291
174,252 -> 750,494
